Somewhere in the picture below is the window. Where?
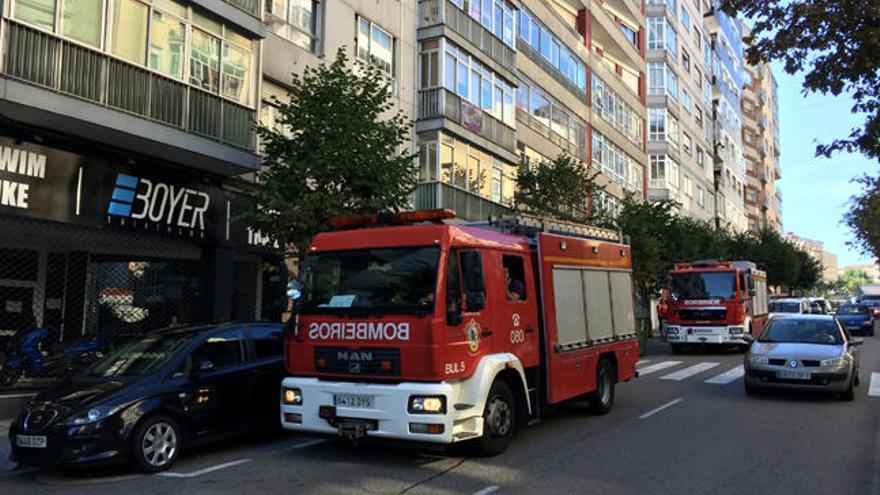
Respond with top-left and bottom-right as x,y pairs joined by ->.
744,131 -> 754,144
192,329 -> 246,370
442,41 -> 515,126
694,67 -> 702,86
683,133 -> 692,155
682,91 -> 692,113
191,28 -> 220,92
703,78 -> 713,105
468,0 -> 515,48
149,8 -> 186,78
250,326 -> 283,360
62,0 -> 103,47
683,174 -> 693,197
650,154 -> 665,182
267,0 -> 319,52
698,187 -> 706,206
357,17 -> 394,77
620,23 -> 638,46
680,7 -> 690,29
648,62 -> 665,95
682,50 -> 691,73
222,36 -> 252,103
593,130 -> 643,194
667,67 -> 678,100
111,0 -> 149,64
518,8 -> 587,92
695,107 -> 703,128
14,0 -> 56,30
667,113 -> 679,146
502,256 -> 527,301
591,75 -> 644,146
649,108 -> 666,141
696,147 -> 705,167
647,17 -> 664,50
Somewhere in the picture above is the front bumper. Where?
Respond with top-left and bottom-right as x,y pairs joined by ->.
665,325 -> 749,345
8,417 -> 126,467
843,323 -> 873,335
280,377 -> 480,445
745,366 -> 852,392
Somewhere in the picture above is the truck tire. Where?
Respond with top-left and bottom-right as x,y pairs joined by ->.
588,358 -> 616,415
130,414 -> 182,473
474,380 -> 516,456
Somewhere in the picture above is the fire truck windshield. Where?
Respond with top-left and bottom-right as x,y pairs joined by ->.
297,246 -> 440,314
670,271 -> 736,301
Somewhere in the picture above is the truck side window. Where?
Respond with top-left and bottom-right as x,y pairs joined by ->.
502,255 -> 526,301
459,251 -> 486,312
446,251 -> 462,321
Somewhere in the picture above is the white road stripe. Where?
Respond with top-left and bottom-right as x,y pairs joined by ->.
636,361 -> 682,376
264,438 -> 329,455
869,372 -> 880,397
660,362 -> 721,381
636,359 -> 652,367
472,486 -> 500,495
638,398 -> 683,420
0,393 -> 36,399
159,459 -> 251,478
705,365 -> 745,384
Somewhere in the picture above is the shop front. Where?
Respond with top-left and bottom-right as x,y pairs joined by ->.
0,129 -> 280,348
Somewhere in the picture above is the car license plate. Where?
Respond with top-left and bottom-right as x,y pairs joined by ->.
776,370 -> 811,380
334,393 -> 374,409
15,435 -> 47,448
692,328 -> 715,334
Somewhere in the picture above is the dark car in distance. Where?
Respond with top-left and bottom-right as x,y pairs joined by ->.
8,323 -> 285,472
837,304 -> 875,336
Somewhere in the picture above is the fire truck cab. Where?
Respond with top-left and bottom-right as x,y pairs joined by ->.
280,210 -> 638,454
661,260 -> 768,353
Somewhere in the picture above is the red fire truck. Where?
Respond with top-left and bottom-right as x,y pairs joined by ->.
659,260 -> 768,353
280,210 -> 638,454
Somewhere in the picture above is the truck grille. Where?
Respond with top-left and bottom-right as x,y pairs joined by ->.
314,347 -> 400,376
677,308 -> 727,321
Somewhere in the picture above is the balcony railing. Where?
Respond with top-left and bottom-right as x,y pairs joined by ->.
1,20 -> 256,150
225,0 -> 260,17
419,0 -> 515,69
418,87 -> 516,152
516,108 -> 586,161
415,182 -> 510,221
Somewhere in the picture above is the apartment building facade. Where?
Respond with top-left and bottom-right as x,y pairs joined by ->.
786,233 -> 838,284
645,0 -> 714,222
0,0 -> 276,343
740,30 -> 781,234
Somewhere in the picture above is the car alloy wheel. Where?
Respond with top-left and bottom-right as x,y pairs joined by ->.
142,421 -> 178,469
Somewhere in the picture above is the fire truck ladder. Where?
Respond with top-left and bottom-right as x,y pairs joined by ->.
485,213 -> 627,244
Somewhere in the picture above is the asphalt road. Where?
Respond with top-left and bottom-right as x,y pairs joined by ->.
2,337 -> 879,495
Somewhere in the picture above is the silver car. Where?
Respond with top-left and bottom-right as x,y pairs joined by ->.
744,315 -> 862,400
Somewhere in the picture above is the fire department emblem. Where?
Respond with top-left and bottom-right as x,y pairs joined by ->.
465,319 -> 481,355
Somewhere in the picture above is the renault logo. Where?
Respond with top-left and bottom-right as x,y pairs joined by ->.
789,360 -> 798,368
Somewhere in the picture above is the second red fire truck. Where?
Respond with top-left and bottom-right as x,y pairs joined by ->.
280,210 -> 638,454
660,260 -> 768,353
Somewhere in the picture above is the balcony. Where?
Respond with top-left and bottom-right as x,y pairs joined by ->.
516,108 -> 586,161
419,0 -> 516,70
414,182 -> 510,221
1,20 -> 256,152
517,40 -> 586,100
418,87 -> 516,152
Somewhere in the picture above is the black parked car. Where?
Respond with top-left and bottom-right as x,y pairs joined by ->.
8,323 -> 285,472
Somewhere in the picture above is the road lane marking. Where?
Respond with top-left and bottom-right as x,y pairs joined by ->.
638,398 -> 683,420
636,361 -> 682,376
267,438 -> 329,454
869,372 -> 880,397
636,359 -> 651,367
159,459 -> 251,478
472,486 -> 499,495
660,362 -> 721,381
705,365 -> 744,384
0,393 -> 36,399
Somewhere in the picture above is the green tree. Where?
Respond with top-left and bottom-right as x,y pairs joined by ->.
514,154 -> 601,223
841,268 -> 873,294
245,49 -> 417,254
844,174 -> 880,260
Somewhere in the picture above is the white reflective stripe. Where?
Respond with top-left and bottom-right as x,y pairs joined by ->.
705,365 -> 745,384
636,361 -> 682,375
869,372 -> 880,397
660,362 -> 721,381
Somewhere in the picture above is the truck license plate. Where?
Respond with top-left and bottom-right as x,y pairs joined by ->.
334,394 -> 374,409
692,328 -> 715,334
776,370 -> 811,380
15,435 -> 47,448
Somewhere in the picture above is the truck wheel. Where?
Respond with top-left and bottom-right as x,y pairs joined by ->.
0,366 -> 21,386
588,358 -> 615,415
474,380 -> 515,456
130,414 -> 182,473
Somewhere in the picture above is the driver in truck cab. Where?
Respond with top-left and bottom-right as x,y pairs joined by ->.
504,265 -> 524,301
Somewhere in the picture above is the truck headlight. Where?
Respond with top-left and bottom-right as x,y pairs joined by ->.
283,388 -> 303,405
408,395 -> 446,414
748,355 -> 769,366
666,327 -> 680,335
729,327 -> 745,335
820,358 -> 845,369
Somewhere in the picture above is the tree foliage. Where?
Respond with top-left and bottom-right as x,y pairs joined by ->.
844,173 -> 880,260
244,49 -> 417,254
720,0 -> 880,159
514,154 -> 602,223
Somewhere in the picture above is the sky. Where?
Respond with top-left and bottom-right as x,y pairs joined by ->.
771,60 -> 878,268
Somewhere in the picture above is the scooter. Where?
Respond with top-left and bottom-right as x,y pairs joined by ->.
0,329 -> 108,386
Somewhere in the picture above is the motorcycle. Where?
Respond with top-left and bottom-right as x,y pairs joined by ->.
0,329 -> 109,386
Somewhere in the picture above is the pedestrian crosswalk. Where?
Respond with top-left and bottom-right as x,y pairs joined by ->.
637,359 -> 744,385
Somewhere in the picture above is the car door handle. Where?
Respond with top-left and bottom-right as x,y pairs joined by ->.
481,329 -> 493,337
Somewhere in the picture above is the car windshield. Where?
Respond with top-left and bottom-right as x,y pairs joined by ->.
670,271 -> 736,300
298,246 -> 440,314
86,333 -> 193,378
769,301 -> 801,313
757,319 -> 843,345
838,305 -> 869,315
